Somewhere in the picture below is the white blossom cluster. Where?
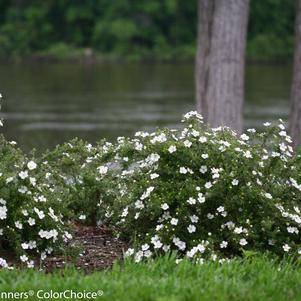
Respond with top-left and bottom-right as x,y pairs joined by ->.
108,112 -> 301,263
1,106 -> 301,269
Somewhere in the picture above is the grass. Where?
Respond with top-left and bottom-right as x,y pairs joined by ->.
0,254 -> 300,301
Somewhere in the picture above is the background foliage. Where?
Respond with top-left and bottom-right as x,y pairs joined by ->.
0,0 -> 295,61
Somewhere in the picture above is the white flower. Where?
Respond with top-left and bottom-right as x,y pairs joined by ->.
150,173 -> 159,179
201,154 -> 209,159
232,179 -> 239,186
162,245 -> 170,252
207,213 -> 214,219
28,217 -> 36,226
217,206 -> 225,213
161,203 -> 169,210
15,221 -> 23,229
239,239 -> 248,246
187,225 -> 196,233
134,251 -> 143,262
156,224 -> 163,231
184,140 -> 192,148
0,206 -> 7,220
264,193 -> 272,199
264,122 -> 271,127
173,237 -> 186,250
125,248 -> 134,257
179,167 -> 187,174
27,161 -> 37,170
282,244 -> 291,252
97,165 -> 108,175
240,134 -> 249,141
205,182 -> 212,189
27,261 -> 34,268
38,229 -> 58,240
197,244 -> 206,253
34,208 -> 45,219
21,243 -> 29,250
22,210 -> 28,217
220,241 -> 228,249
18,186 -> 28,194
187,197 -> 196,205
134,142 -> 143,151
19,171 -> 28,180
244,151 -> 252,158
79,214 -> 86,220
211,168 -> 220,179
0,258 -> 8,268
29,177 -> 36,186
153,240 -> 163,249
199,165 -> 207,174
168,145 -> 177,153
170,218 -> 178,225
140,186 -> 155,200
191,129 -> 200,137
40,252 -> 47,261
287,226 -> 299,234
20,255 -> 28,262
141,244 -> 150,251
135,200 -> 144,209
199,136 -> 207,143
150,133 -> 167,144
145,153 -> 160,165
38,195 -> 47,202
6,177 -> 13,184
121,207 -> 129,217
197,193 -> 205,203
190,215 -> 199,223
234,227 -> 243,234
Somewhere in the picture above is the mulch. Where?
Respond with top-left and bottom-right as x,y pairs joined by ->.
43,224 -> 128,272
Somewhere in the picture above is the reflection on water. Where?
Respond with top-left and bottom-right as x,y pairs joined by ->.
0,62 -> 291,152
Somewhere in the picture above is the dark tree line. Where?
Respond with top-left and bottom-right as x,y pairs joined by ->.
0,0 -> 295,60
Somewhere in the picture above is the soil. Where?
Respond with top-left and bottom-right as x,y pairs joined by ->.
43,224 -> 128,272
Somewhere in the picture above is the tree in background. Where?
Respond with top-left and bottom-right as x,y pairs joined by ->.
195,0 -> 250,133
290,0 -> 301,147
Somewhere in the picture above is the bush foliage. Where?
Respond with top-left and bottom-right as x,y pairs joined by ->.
0,97 -> 301,268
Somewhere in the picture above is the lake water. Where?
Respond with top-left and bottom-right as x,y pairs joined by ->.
0,62 -> 292,152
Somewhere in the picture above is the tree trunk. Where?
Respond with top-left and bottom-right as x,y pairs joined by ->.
196,0 -> 249,134
289,0 -> 301,147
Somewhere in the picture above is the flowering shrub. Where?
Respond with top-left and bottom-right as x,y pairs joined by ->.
0,135 -> 74,268
1,88 -> 301,268
105,112 -> 301,263
41,138 -> 118,224
0,96 -> 72,268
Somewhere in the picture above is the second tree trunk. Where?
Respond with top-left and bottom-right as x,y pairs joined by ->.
196,0 -> 249,134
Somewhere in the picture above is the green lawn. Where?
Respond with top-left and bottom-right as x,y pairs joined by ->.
0,255 -> 300,301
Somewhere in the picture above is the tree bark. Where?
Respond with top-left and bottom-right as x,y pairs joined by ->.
289,0 -> 301,147
196,0 -> 249,134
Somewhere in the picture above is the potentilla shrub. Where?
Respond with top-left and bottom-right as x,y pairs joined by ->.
41,138 -> 118,224
106,112 -> 301,263
0,135 -> 73,268
0,96 -> 72,268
